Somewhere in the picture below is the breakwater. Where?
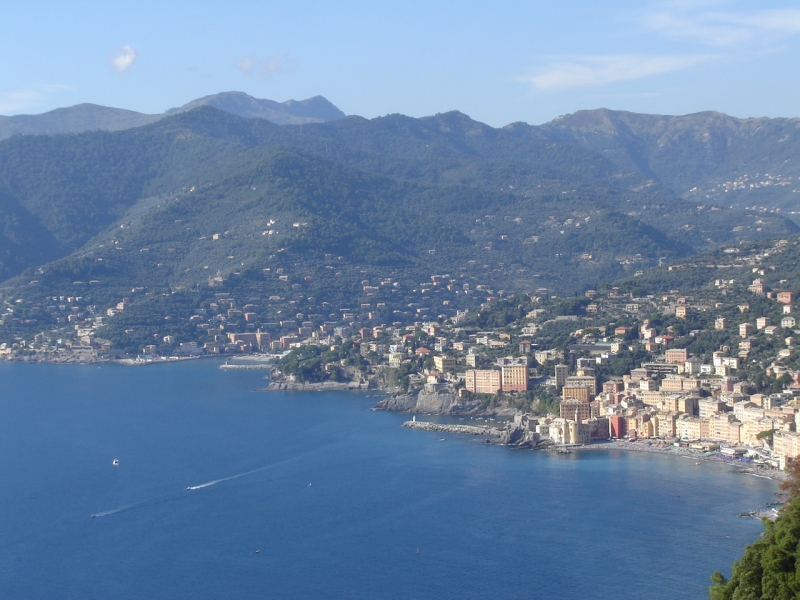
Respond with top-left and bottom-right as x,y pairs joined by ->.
402,420 -> 502,437
261,380 -> 371,392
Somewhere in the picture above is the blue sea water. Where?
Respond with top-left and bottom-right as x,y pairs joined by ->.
0,360 -> 777,600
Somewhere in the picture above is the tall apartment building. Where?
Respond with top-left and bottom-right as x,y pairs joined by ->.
465,366 -> 528,393
560,398 -> 591,421
554,364 -> 569,390
465,370 -> 502,394
501,365 -> 528,392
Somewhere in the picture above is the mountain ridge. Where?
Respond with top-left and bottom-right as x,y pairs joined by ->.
540,108 -> 800,211
0,104 -> 795,297
0,92 -> 346,140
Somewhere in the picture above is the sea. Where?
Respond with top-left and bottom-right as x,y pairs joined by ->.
0,360 -> 777,600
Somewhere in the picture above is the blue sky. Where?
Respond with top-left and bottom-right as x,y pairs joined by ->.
2,0 -> 799,126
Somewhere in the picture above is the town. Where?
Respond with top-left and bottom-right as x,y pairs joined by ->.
6,236 -> 800,474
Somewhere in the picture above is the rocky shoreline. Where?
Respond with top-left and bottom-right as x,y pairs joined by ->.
374,386 -> 518,417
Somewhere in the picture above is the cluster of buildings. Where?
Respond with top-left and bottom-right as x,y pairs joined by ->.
464,357 -> 530,394
8,235 -> 800,476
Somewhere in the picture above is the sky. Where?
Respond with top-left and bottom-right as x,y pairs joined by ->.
1,0 -> 799,126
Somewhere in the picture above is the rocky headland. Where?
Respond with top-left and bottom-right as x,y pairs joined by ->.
374,385 -> 519,416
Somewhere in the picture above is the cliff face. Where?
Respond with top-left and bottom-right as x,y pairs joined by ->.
374,386 -> 523,415
374,387 -> 464,413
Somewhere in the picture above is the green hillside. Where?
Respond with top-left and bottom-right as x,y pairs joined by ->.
0,106 -> 794,284
541,109 -> 800,214
0,105 -> 798,352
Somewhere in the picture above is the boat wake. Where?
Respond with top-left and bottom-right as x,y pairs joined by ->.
91,493 -> 184,518
92,443 -> 341,518
186,461 -> 293,491
91,506 -> 133,518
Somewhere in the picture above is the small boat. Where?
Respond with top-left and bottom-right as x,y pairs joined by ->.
112,459 -> 119,466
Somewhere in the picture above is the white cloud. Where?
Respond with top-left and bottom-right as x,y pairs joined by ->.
645,7 -> 800,47
517,4 -> 800,96
0,85 -> 75,114
521,54 -> 710,92
109,45 -> 137,73
235,56 -> 283,78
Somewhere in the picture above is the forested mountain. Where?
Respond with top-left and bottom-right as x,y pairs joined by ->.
6,96 -> 799,218
540,109 -> 800,213
0,92 -> 345,140
0,104 -> 797,330
165,92 -> 345,124
0,104 -> 161,139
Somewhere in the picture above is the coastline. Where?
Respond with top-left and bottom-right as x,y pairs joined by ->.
2,356 -> 788,486
401,419 -> 788,484
1,352 -> 218,367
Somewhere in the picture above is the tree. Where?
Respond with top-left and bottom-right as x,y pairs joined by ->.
709,461 -> 800,598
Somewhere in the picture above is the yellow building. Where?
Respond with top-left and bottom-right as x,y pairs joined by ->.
676,416 -> 702,439
433,356 -> 456,372
562,385 -> 592,402
565,376 -> 596,394
677,396 -> 698,416
657,412 -> 677,437
740,418 -> 775,445
660,377 -> 700,392
774,431 -> 800,460
708,413 -> 742,445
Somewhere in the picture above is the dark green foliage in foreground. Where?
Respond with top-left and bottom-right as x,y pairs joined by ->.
710,464 -> 800,599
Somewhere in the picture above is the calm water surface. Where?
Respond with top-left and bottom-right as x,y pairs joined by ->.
0,361 -> 776,599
